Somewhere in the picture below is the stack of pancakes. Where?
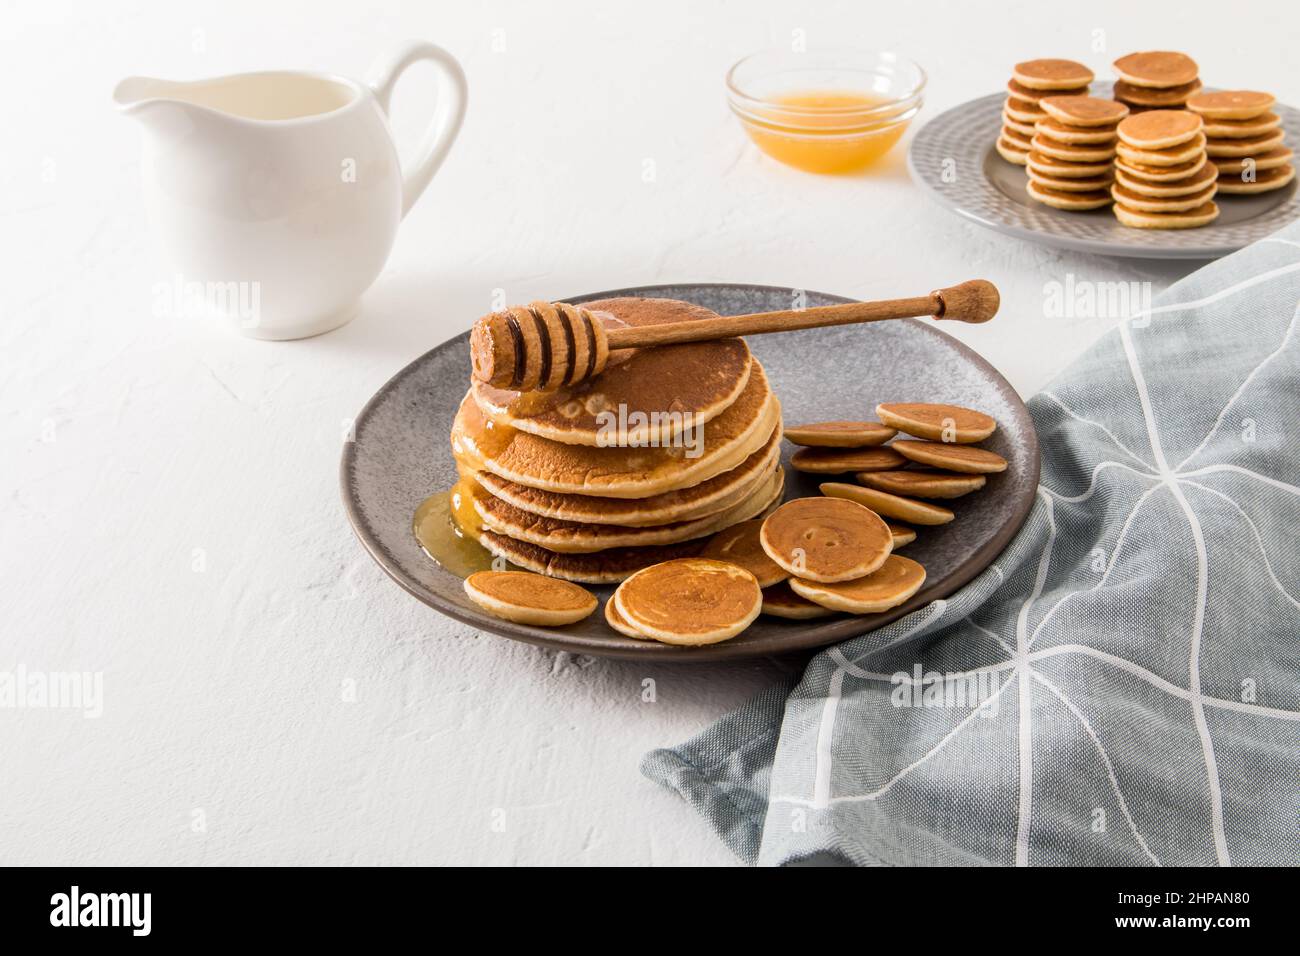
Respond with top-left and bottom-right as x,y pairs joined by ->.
1112,51 -> 1201,113
1189,90 -> 1295,196
1113,110 -> 1217,228
449,297 -> 785,583
1025,95 -> 1127,211
998,58 -> 1094,166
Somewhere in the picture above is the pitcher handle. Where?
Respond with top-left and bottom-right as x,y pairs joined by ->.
367,41 -> 468,218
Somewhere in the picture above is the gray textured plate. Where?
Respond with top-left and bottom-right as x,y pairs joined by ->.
908,83 -> 1299,259
341,283 -> 1040,661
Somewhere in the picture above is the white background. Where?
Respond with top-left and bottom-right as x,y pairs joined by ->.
3,0 -> 1297,865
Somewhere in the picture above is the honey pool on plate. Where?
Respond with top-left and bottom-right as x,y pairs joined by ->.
413,481 -> 503,579
742,91 -> 911,174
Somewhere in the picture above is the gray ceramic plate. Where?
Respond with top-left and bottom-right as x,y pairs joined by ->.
341,283 -> 1040,661
908,83 -> 1299,259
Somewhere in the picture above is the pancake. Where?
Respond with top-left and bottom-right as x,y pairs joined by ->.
701,518 -> 790,588
1030,134 -> 1117,163
1002,125 -> 1033,150
819,482 -> 956,526
996,136 -> 1030,165
604,596 -> 649,637
472,297 -> 751,447
1117,111 -> 1202,150
888,524 -> 917,548
1205,131 -> 1286,158
1216,164 -> 1295,194
1187,90 -> 1275,121
1115,153 -> 1207,181
1113,78 -> 1202,108
856,470 -> 988,499
1111,180 -> 1216,213
784,420 -> 896,447
759,497 -> 892,583
471,421 -> 782,526
892,440 -> 1009,473
1114,162 -> 1216,197
760,581 -> 837,620
1012,59 -> 1094,91
1116,133 -> 1207,166
1007,79 -> 1089,102
1004,96 -> 1046,124
1026,180 -> 1113,210
463,571 -> 597,626
614,559 -> 761,645
1039,95 -> 1129,127
476,529 -> 706,584
1113,52 -> 1199,89
1113,201 -> 1220,229
790,445 -> 907,474
1001,111 -> 1039,138
1026,151 -> 1113,178
875,402 -> 996,442
1213,147 -> 1293,175
1027,169 -> 1114,192
1034,118 -> 1119,145
473,464 -> 783,553
790,555 -> 927,615
451,360 -> 779,498
1201,113 -> 1280,139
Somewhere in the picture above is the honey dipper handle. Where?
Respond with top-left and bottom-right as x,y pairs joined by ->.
604,280 -> 1000,349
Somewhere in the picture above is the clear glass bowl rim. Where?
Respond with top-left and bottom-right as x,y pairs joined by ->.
726,46 -> 928,118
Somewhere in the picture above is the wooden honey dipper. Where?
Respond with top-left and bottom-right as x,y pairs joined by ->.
470,279 -> 999,391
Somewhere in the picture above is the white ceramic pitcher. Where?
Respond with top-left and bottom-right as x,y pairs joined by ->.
114,42 -> 467,340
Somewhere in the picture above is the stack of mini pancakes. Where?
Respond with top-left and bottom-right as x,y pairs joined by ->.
1025,95 -> 1128,211
998,58 -> 1094,166
449,297 -> 785,584
1112,51 -> 1201,113
1189,90 -> 1295,197
1113,110 -> 1217,228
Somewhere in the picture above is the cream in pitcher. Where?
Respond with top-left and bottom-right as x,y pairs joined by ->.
115,41 -> 467,339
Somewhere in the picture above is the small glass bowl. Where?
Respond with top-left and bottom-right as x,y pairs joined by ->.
726,48 -> 926,174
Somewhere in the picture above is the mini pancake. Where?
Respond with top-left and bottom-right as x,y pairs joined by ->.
1001,111 -> 1039,139
1201,113 -> 1280,139
1115,153 -> 1207,181
1212,147 -> 1293,175
1187,90 -> 1275,121
1205,131 -> 1286,158
614,558 -> 761,645
1001,125 -> 1033,150
784,420 -> 897,447
471,422 -> 782,526
1114,162 -> 1216,197
1216,164 -> 1295,194
760,581 -> 836,620
1116,111 -> 1202,150
819,482 -> 955,526
1027,151 -> 1113,179
1006,78 -> 1089,101
701,518 -> 790,588
451,361 -> 779,498
474,464 -> 783,553
1113,51 -> 1199,89
790,555 -> 927,615
1034,118 -> 1119,145
856,470 -> 988,499
1027,169 -> 1114,192
875,402 -> 997,443
996,137 -> 1030,165
1030,134 -> 1116,163
891,440 -> 1009,474
759,497 -> 892,583
1012,59 -> 1094,91
1004,97 -> 1047,125
476,529 -> 705,584
1113,201 -> 1220,229
1113,79 -> 1202,108
604,596 -> 650,638
1111,181 -> 1217,213
1026,180 -> 1113,210
888,524 -> 917,548
1116,133 -> 1207,166
463,571 -> 597,626
1039,95 -> 1129,127
790,445 -> 906,474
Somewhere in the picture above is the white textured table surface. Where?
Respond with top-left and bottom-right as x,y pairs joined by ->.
4,1 -> 1297,865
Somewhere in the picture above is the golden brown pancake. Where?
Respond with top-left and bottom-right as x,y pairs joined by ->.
604,596 -> 650,637
1201,113 -> 1280,139
888,524 -> 918,548
759,497 -> 892,583
760,581 -> 836,619
1026,180 -> 1113,210
476,529 -> 705,584
1039,95 -> 1129,127
1113,51 -> 1199,89
1205,131 -> 1286,158
472,297 -> 750,447
819,482 -> 956,526
1001,111 -> 1039,138
790,555 -> 927,615
996,137 -> 1030,165
1216,164 -> 1295,194
856,470 -> 988,499
1113,78 -> 1202,108
1004,96 -> 1046,123
451,360 -> 778,498
1114,201 -> 1220,229
1002,126 -> 1033,149
463,571 -> 597,626
1027,169 -> 1115,192
614,559 -> 761,645
1117,111 -> 1203,150
1111,181 -> 1216,213
1212,147 -> 1294,175
1030,134 -> 1117,163
1012,59 -> 1094,91
470,422 -> 781,526
1114,162 -> 1216,197
1187,90 -> 1275,121
1027,151 -> 1114,178
892,440 -> 1009,474
875,403 -> 996,443
784,421 -> 896,447
1115,153 -> 1208,181
790,445 -> 907,474
1034,118 -> 1119,145
1006,78 -> 1089,101
701,518 -> 790,588
1116,133 -> 1207,166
